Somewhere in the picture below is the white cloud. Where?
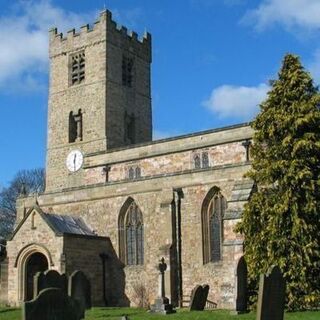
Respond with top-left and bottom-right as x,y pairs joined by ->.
203,83 -> 269,120
0,1 -> 94,91
243,0 -> 320,31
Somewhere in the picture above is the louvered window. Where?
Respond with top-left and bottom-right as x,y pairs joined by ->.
71,51 -> 85,85
122,56 -> 134,87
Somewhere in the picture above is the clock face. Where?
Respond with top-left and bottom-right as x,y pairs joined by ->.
66,150 -> 83,172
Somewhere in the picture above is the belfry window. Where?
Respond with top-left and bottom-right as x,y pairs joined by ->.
122,55 -> 134,87
119,199 -> 144,265
70,51 -> 85,85
202,188 -> 226,264
69,109 -> 83,143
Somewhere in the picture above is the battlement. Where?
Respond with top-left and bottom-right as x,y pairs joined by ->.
49,10 -> 151,60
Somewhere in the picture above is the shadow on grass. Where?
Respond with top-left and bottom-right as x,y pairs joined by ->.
0,309 -> 19,314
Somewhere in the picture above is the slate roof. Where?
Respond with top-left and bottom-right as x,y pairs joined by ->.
41,213 -> 96,236
229,179 -> 255,202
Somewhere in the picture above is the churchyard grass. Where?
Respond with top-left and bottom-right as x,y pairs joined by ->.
1,306 -> 320,320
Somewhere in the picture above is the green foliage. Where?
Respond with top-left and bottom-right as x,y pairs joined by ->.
0,168 -> 45,239
236,54 -> 320,310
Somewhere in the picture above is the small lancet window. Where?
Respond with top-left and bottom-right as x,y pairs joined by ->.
70,51 -> 85,85
193,151 -> 210,169
69,109 -> 83,143
128,167 -> 135,180
194,154 -> 201,169
202,152 -> 209,168
31,212 -> 36,229
135,167 -> 141,178
128,166 -> 142,180
122,55 -> 134,87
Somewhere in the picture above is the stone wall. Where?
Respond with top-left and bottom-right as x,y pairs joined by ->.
46,10 -> 152,192
84,140 -> 246,185
6,211 -> 64,305
63,234 -> 124,306
16,159 -> 250,308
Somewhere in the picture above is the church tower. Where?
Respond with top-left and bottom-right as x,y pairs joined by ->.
45,10 -> 152,192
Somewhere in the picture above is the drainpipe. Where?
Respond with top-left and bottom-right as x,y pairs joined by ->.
173,188 -> 184,308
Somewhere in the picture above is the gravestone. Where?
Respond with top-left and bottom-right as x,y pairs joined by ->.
23,287 -> 81,320
150,257 -> 176,314
256,266 -> 286,320
235,256 -> 248,313
33,269 -> 67,299
190,284 -> 209,311
68,270 -> 92,319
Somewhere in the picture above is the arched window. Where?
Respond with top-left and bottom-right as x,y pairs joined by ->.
135,167 -> 141,178
202,152 -> 209,168
128,167 -> 135,180
119,199 -> 144,265
201,187 -> 226,264
69,109 -> 83,143
194,154 -> 201,169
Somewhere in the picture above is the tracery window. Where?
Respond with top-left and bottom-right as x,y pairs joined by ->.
122,55 -> 134,87
202,188 -> 226,264
119,200 -> 144,265
70,51 -> 85,85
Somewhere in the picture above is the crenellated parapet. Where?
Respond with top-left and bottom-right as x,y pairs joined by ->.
49,10 -> 151,61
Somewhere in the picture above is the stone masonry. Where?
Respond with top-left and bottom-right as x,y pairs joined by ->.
2,10 -> 255,309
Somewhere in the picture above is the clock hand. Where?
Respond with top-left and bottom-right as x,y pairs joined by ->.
73,154 -> 77,171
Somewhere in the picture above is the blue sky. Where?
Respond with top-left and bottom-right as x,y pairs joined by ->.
0,0 -> 320,186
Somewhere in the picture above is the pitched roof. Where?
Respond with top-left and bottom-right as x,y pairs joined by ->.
41,213 -> 96,236
9,206 -> 96,240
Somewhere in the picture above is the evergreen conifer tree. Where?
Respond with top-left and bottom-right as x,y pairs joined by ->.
236,54 -> 320,310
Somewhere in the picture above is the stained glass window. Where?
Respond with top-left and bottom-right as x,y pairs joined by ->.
119,201 -> 144,265
202,189 -> 226,264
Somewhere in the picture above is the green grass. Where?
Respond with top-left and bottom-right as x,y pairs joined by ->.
1,307 -> 319,320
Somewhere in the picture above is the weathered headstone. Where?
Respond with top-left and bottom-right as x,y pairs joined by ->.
256,266 -> 286,320
150,257 -> 176,314
190,284 -> 209,311
235,256 -> 248,314
68,270 -> 92,319
33,269 -> 67,299
23,287 -> 81,320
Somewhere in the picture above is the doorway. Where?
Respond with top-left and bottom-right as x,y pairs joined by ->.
24,252 -> 48,301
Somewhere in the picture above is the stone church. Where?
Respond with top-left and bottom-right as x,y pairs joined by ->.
0,10 -> 254,309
